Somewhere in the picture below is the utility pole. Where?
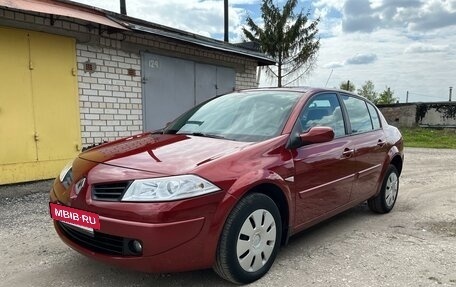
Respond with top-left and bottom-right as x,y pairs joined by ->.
224,0 -> 229,42
450,87 -> 453,102
406,90 -> 409,103
346,80 -> 350,91
120,0 -> 126,15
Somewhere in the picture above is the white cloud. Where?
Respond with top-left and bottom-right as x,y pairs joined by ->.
299,28 -> 456,102
331,0 -> 456,34
407,3 -> 456,31
290,0 -> 456,102
323,62 -> 344,69
345,53 -> 378,65
404,43 -> 449,53
71,0 -> 248,40
322,53 -> 378,68
313,0 -> 345,10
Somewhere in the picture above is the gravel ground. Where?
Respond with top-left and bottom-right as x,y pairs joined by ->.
0,147 -> 455,287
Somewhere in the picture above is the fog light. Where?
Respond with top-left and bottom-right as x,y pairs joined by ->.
129,240 -> 143,254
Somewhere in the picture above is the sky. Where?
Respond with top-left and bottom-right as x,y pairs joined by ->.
71,0 -> 456,103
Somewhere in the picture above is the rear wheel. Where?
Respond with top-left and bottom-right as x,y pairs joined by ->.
368,165 -> 399,213
214,193 -> 282,284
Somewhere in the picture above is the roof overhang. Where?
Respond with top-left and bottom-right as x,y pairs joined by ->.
0,0 -> 127,30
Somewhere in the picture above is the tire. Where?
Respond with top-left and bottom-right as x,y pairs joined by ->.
368,165 -> 399,213
214,193 -> 282,284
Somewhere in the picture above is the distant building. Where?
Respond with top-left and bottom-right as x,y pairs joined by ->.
377,102 -> 456,128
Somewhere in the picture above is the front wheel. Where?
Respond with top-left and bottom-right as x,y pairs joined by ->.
368,165 -> 399,213
214,193 -> 282,284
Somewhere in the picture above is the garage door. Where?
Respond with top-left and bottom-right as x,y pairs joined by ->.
0,27 -> 81,184
142,52 -> 235,131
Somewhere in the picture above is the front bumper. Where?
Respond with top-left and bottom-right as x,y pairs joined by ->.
50,185 -> 238,273
53,215 -> 210,273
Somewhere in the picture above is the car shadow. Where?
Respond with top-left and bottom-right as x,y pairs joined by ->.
278,199 -> 412,258
47,250 -> 233,287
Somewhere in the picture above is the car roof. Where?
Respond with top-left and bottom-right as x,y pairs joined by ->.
239,86 -> 356,96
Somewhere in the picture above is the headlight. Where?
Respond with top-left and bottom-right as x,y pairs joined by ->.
59,160 -> 73,189
121,175 -> 220,202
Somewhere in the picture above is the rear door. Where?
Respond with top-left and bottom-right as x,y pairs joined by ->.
292,93 -> 356,227
340,95 -> 389,200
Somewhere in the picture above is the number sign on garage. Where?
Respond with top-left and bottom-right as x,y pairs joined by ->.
141,52 -> 235,131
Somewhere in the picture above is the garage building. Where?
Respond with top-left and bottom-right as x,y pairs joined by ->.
0,0 -> 274,184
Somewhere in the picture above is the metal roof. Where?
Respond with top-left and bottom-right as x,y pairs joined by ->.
0,0 -> 127,30
110,15 -> 275,66
0,0 -> 275,66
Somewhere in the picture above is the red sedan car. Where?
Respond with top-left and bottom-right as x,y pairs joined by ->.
50,87 -> 403,284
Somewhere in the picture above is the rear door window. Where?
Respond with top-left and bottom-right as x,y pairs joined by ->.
367,102 -> 381,130
341,95 -> 373,134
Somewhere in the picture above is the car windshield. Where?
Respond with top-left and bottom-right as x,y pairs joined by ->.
163,91 -> 301,142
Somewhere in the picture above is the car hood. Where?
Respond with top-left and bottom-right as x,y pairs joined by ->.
79,133 -> 254,175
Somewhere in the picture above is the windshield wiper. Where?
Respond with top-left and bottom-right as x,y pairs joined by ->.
188,132 -> 227,140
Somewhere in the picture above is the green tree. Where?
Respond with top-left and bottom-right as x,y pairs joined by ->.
243,0 -> 320,87
357,80 -> 378,103
340,80 -> 355,92
377,87 -> 397,104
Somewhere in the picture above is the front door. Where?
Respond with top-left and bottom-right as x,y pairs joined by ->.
292,93 -> 356,227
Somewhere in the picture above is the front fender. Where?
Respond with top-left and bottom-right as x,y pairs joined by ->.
227,169 -> 295,233
199,169 -> 295,266
226,169 -> 292,200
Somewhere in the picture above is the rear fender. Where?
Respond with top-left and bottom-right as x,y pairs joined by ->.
372,145 -> 402,198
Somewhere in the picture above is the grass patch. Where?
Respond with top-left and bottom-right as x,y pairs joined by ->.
400,127 -> 456,149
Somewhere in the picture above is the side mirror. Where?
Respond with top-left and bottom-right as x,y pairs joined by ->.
300,126 -> 335,145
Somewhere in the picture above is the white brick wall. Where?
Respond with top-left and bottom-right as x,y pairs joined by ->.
236,61 -> 258,89
77,43 -> 142,145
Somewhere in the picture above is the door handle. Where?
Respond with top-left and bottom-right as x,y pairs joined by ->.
377,139 -> 386,147
342,148 -> 354,158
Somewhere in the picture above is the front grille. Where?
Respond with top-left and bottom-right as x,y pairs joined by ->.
92,182 -> 130,201
57,221 -> 140,256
